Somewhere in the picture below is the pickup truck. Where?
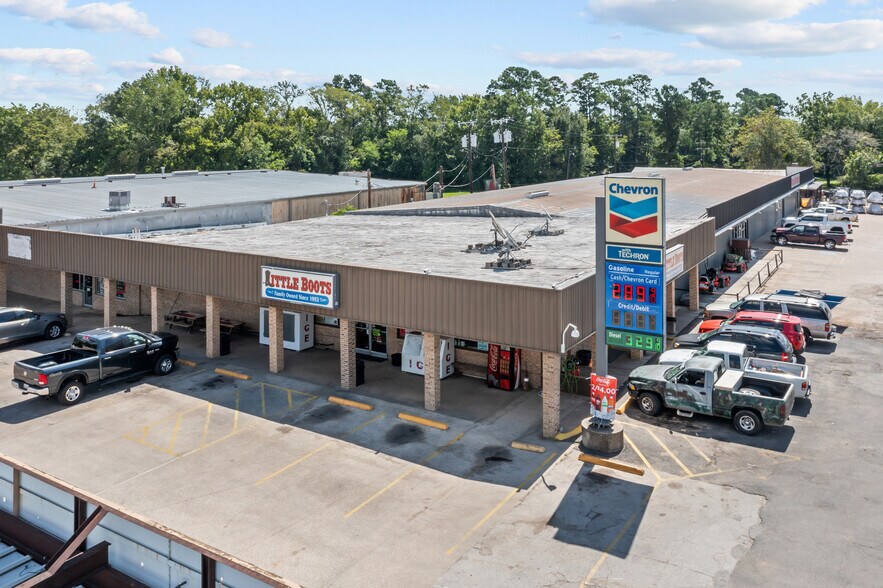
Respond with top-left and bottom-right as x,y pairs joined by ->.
802,204 -> 858,223
626,356 -> 795,435
658,341 -> 811,398
12,327 -> 178,405
778,215 -> 851,235
770,225 -> 847,250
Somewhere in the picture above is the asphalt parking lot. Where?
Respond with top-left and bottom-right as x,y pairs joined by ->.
1,217 -> 882,587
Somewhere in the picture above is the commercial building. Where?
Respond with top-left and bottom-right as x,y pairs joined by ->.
0,166 -> 813,440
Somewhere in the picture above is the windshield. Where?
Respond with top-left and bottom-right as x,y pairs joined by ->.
71,335 -> 98,355
664,367 -> 681,380
697,330 -> 716,341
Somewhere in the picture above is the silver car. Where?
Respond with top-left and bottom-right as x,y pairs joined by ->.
0,307 -> 67,344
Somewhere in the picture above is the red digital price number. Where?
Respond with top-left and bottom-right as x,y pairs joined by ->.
611,282 -> 657,303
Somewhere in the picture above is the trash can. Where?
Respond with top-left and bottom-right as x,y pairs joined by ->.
219,332 -> 231,356
391,352 -> 402,367
356,359 -> 365,386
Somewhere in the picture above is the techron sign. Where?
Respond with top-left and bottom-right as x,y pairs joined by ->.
605,177 -> 665,247
261,266 -> 339,309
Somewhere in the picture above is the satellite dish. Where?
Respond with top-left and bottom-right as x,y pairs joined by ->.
489,211 -> 521,250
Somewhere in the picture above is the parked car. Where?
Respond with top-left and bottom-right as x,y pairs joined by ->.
0,307 -> 67,344
658,340 -> 812,398
802,204 -> 858,223
778,214 -> 851,234
12,326 -> 178,405
697,311 -> 806,354
626,356 -> 795,435
703,293 -> 835,341
770,224 -> 846,250
673,324 -> 795,362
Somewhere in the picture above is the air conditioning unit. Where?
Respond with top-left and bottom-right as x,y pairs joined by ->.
108,190 -> 131,211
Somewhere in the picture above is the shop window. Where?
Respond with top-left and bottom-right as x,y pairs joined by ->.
732,221 -> 748,240
115,281 -> 126,300
71,273 -> 83,291
96,279 -> 104,297
315,315 -> 339,327
455,339 -> 489,353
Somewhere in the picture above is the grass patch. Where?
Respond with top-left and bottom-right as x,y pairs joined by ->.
442,190 -> 473,198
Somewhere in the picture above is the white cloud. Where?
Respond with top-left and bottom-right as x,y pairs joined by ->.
517,47 -> 741,76
680,40 -> 706,49
1,73 -> 104,103
191,63 -> 253,80
108,60 -> 165,75
518,47 -> 675,68
191,28 -> 250,49
0,47 -> 96,74
697,19 -> 883,56
587,0 -> 822,33
0,0 -> 159,37
150,47 -> 184,65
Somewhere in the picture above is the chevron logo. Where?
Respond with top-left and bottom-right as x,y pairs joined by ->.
609,195 -> 657,219
609,213 -> 659,238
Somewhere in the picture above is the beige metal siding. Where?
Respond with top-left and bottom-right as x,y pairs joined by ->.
288,186 -> 425,220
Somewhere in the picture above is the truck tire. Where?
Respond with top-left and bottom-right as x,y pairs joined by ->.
44,322 -> 64,340
154,354 -> 175,375
803,327 -> 813,344
57,378 -> 85,406
733,409 -> 763,436
637,392 -> 662,416
823,239 -> 836,250
740,388 -> 762,396
776,236 -> 788,246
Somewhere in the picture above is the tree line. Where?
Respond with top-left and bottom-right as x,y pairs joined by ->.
1,66 -> 881,189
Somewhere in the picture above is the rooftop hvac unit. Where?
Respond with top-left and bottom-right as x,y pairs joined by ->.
108,190 -> 131,211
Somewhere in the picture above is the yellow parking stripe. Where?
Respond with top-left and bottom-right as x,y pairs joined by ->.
644,428 -> 693,477
623,433 -> 660,482
255,442 -> 334,486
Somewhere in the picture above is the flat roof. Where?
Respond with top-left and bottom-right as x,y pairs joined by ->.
0,169 -> 421,226
153,167 -> 791,289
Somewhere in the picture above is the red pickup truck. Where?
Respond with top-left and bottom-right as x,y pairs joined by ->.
769,225 -> 846,250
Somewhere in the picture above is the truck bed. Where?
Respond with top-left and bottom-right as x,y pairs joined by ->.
17,349 -> 93,370
744,358 -> 808,379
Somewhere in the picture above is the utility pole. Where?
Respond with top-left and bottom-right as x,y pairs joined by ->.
492,117 -> 512,188
366,169 -> 372,208
459,120 -> 477,193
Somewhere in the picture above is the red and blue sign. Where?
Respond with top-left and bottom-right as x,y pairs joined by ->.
605,178 -> 664,247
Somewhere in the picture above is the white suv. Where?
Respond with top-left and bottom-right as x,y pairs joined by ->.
704,293 -> 835,340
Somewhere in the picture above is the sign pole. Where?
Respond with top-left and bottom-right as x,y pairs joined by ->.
594,195 -> 608,378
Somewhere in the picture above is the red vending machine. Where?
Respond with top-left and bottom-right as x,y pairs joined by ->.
487,344 -> 521,391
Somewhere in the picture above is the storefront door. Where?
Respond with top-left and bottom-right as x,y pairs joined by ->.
356,323 -> 387,358
83,276 -> 93,307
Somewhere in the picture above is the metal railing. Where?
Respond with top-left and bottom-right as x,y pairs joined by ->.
730,249 -> 785,300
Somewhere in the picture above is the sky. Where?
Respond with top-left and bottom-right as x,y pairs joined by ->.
1,0 -> 883,114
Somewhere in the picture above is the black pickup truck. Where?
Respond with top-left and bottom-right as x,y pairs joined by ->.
12,327 -> 178,405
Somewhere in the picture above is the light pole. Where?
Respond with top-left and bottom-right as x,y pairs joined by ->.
560,323 -> 581,354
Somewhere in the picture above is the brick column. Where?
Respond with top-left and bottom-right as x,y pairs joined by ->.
60,271 -> 73,327
206,295 -> 220,358
689,265 -> 700,311
268,306 -> 284,373
0,263 -> 6,307
102,277 -> 115,327
666,279 -> 676,318
423,333 -> 441,411
150,287 -> 160,333
340,319 -> 357,389
542,352 -> 562,438
588,333 -> 597,369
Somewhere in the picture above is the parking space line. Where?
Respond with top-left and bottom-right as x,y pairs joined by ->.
167,414 -> 183,454
644,428 -> 693,477
580,479 -> 661,586
445,451 -> 558,556
346,412 -> 386,435
255,442 -> 334,486
345,432 -> 464,519
623,433 -> 661,482
200,404 -> 213,448
683,435 -> 713,464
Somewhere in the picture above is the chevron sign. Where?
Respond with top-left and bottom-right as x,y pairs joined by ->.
605,177 -> 665,246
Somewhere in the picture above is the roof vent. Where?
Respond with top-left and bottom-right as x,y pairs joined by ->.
106,173 -> 136,181
525,190 -> 550,199
682,166 -> 694,171
24,177 -> 61,185
172,170 -> 199,176
108,190 -> 131,211
648,171 -> 662,177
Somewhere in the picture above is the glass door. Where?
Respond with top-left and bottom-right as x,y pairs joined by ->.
356,323 -> 387,358
83,276 -> 93,307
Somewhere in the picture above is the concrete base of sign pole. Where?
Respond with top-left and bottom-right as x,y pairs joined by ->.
580,417 -> 624,455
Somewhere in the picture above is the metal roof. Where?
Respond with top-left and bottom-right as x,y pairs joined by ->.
0,169 -> 421,227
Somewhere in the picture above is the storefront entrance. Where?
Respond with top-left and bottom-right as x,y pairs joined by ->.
356,323 -> 387,358
83,276 -> 94,307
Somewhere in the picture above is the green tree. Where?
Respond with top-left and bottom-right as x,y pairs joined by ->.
652,84 -> 688,166
733,108 -> 814,169
0,104 -> 84,179
843,148 -> 879,188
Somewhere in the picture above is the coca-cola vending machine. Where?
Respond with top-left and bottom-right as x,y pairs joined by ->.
487,344 -> 521,391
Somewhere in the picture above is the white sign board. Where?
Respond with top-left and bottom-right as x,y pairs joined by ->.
665,244 -> 685,282
261,266 -> 339,309
401,333 -> 455,379
605,177 -> 665,247
7,234 -> 32,260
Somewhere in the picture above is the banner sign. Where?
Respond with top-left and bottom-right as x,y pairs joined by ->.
665,244 -> 685,281
605,177 -> 665,247
261,266 -> 339,309
606,244 -> 663,264
590,373 -> 618,422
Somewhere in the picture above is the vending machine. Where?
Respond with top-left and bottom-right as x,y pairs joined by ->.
487,344 -> 521,391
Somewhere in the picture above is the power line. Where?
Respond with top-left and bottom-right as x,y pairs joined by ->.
491,117 -> 513,188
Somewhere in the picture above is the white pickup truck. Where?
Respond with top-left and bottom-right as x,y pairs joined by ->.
658,341 -> 811,398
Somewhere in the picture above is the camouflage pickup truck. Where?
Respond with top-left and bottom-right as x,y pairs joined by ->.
626,356 -> 795,435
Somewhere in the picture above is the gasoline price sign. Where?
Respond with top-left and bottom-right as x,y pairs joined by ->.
604,261 -> 665,352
